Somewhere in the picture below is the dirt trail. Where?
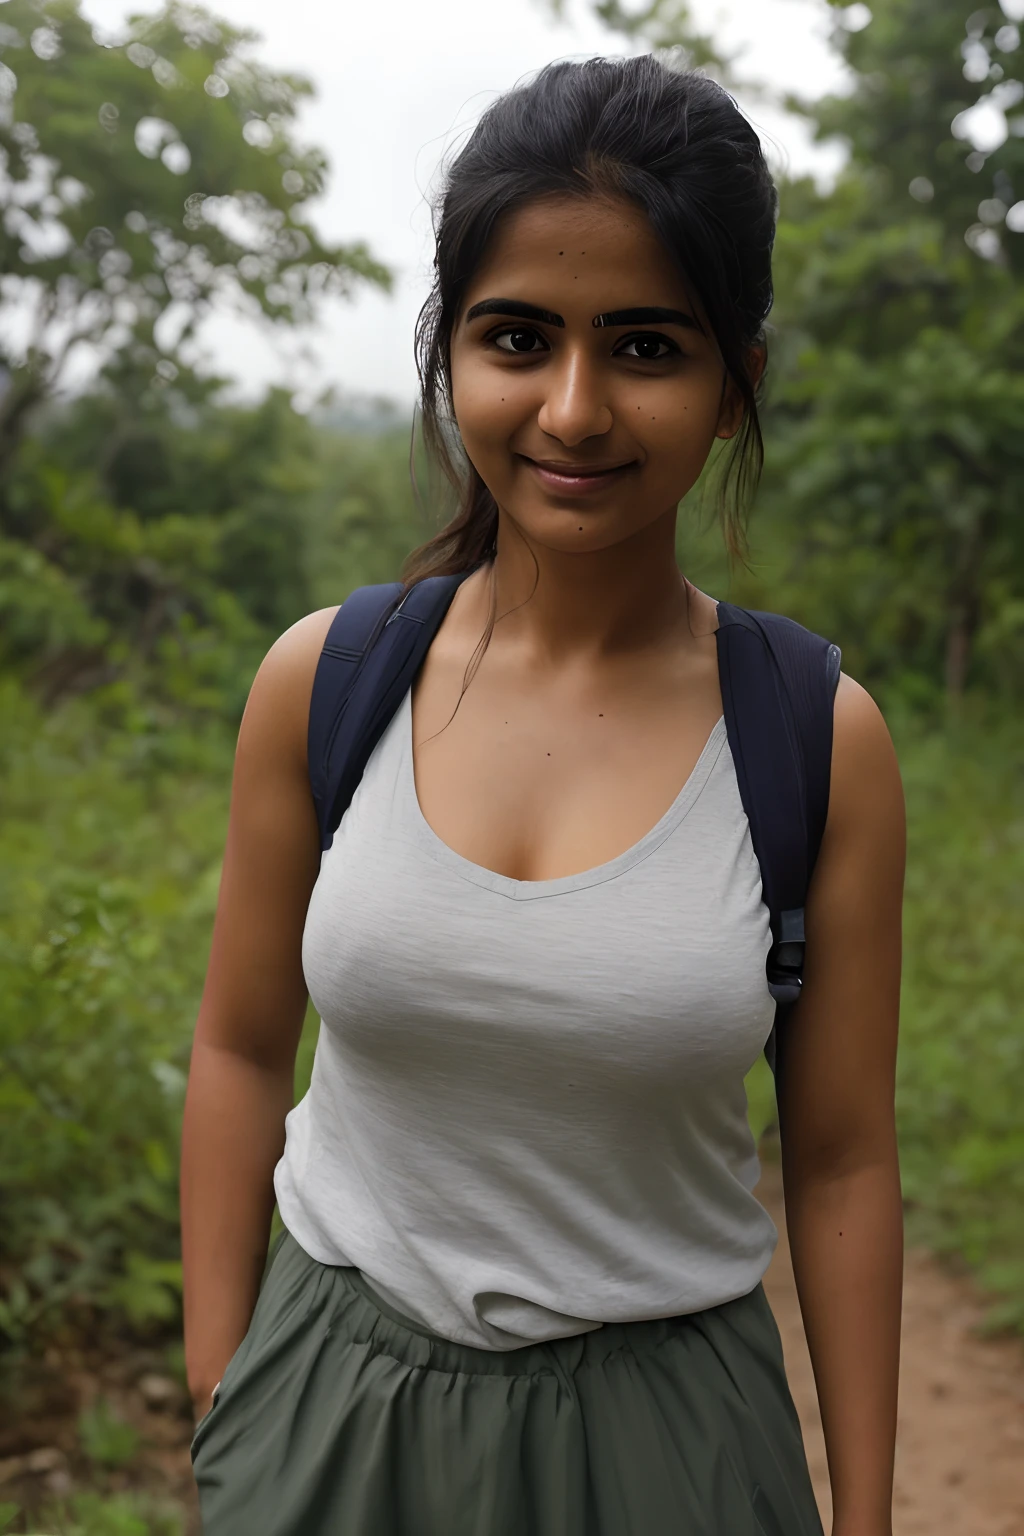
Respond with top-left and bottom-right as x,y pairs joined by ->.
757,1163 -> 1024,1536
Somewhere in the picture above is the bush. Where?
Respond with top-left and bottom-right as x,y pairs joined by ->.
895,710 -> 1024,1330
19,1491 -> 183,1535
77,1401 -> 141,1471
0,680 -> 230,1355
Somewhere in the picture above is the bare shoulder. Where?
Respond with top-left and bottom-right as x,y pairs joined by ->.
828,673 -> 905,840
238,606 -> 340,773
252,605 -> 340,697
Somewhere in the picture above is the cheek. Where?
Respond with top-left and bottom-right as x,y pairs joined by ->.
630,377 -> 723,473
453,363 -> 520,464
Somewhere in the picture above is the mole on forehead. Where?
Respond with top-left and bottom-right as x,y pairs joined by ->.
464,298 -> 700,331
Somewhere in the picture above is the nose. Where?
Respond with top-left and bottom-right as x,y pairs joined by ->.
536,348 -> 613,446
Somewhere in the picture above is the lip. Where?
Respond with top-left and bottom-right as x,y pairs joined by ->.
519,455 -> 637,497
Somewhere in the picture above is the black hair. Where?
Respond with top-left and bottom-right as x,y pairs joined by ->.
405,54 -> 778,584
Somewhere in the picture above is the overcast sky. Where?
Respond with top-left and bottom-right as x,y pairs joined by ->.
79,0 -> 854,405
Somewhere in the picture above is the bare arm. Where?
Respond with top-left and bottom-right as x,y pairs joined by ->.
180,608 -> 337,1421
776,675 -> 905,1536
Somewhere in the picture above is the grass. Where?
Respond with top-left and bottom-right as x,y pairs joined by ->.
895,709 -> 1024,1329
7,1493 -> 183,1536
77,1403 -> 141,1473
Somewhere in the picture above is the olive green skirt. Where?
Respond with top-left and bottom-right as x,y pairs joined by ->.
192,1231 -> 823,1536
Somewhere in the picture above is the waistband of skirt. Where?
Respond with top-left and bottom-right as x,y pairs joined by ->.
266,1228 -> 771,1380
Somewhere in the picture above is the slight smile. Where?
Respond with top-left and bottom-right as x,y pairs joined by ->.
519,455 -> 638,496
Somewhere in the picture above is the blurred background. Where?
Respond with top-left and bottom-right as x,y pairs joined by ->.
0,1 -> 1022,1532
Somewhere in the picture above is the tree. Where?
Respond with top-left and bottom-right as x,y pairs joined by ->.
750,0 -> 1024,699
0,0 -> 397,709
808,0 -> 1024,273
545,0 -> 725,73
0,0 -> 389,468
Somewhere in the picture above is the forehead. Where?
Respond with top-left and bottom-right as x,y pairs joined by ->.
465,194 -> 691,306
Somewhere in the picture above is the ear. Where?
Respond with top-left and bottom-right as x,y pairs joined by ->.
715,345 -> 767,441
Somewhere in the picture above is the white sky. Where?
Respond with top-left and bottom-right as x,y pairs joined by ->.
79,0 -> 853,405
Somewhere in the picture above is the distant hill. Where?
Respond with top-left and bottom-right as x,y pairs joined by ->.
312,392 -> 412,437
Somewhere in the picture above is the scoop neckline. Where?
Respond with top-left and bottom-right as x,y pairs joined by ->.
399,690 -> 727,903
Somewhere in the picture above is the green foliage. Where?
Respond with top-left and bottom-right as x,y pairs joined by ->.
581,0 -> 723,70
756,1 -> 1024,699
1,380 -> 427,708
304,422 -> 435,610
77,1400 -> 141,1470
0,0 -> 389,463
896,709 -> 1024,1330
33,1491 -> 182,1536
741,279 -> 1024,699
744,1055 -> 777,1146
0,678 -> 229,1351
0,0 -> 397,713
811,0 -> 1024,272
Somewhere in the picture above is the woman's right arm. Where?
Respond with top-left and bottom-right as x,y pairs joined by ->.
180,608 -> 337,1424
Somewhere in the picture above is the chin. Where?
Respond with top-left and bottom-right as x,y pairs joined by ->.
508,504 -> 646,556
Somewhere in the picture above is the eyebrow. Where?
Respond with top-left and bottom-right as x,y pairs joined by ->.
464,299 -> 565,327
593,306 -> 701,331
463,298 -> 702,333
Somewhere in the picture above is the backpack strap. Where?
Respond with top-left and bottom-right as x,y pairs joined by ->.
715,603 -> 842,1072
308,574 -> 467,850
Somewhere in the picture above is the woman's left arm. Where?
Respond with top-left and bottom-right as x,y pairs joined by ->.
775,674 -> 906,1536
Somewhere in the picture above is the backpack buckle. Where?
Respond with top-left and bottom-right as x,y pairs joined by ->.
767,907 -> 805,1006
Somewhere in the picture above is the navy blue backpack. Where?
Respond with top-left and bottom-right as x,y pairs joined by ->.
307,574 -> 841,1072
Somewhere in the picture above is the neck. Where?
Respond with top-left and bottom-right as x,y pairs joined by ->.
479,505 -> 701,660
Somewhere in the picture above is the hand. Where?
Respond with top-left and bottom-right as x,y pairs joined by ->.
190,1384 -> 218,1427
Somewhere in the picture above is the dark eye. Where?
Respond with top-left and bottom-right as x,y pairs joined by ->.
493,327 -> 547,354
617,334 -> 677,361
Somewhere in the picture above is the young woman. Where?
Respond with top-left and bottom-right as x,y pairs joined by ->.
182,56 -> 904,1536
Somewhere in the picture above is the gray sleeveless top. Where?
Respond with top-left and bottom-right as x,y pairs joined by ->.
274,687 -> 778,1350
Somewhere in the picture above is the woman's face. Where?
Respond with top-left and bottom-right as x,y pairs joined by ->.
449,194 -> 756,557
